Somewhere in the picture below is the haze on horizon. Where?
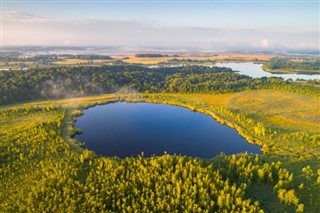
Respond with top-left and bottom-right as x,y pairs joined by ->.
2,0 -> 319,52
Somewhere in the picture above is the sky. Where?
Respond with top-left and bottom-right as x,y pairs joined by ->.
1,0 -> 319,51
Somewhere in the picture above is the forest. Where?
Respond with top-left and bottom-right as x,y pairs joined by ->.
0,54 -> 113,63
2,65 -> 319,105
135,53 -> 174,58
262,58 -> 320,73
1,54 -> 61,63
62,54 -> 113,60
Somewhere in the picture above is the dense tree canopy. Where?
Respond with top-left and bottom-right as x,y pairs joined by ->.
135,53 -> 170,58
63,54 -> 113,60
263,58 -> 320,72
3,65 -> 318,105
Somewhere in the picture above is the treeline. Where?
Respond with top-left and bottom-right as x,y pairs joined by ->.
2,65 -> 320,105
165,74 -> 286,94
168,58 -> 215,63
62,54 -> 113,60
0,54 -> 113,63
0,51 -> 21,62
135,53 -> 178,58
0,54 -> 61,63
263,58 -> 320,72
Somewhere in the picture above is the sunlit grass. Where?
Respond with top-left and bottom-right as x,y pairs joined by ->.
123,56 -> 173,64
0,94 -> 117,111
0,111 -> 60,131
53,58 -> 110,65
168,90 -> 320,132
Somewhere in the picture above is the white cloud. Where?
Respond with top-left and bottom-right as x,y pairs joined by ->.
259,39 -> 274,48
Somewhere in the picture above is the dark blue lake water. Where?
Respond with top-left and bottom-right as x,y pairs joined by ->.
74,102 -> 261,158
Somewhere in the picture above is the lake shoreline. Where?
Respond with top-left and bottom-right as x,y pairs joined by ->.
215,62 -> 320,80
73,100 -> 262,158
68,94 -> 264,158
140,97 -> 266,154
261,67 -> 320,75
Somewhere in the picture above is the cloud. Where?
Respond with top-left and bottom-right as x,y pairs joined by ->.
2,11 -> 319,51
2,10 -> 54,22
259,39 -> 273,48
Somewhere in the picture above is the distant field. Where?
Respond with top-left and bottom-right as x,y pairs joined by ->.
53,58 -> 111,65
121,53 -> 272,65
178,54 -> 272,61
110,55 -> 127,60
53,59 -> 90,64
216,53 -> 272,61
123,56 -> 173,64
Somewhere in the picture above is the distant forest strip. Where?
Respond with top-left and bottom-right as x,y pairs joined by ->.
262,58 -> 320,73
0,54 -> 113,63
62,54 -> 113,60
1,65 -> 320,105
135,53 -> 178,58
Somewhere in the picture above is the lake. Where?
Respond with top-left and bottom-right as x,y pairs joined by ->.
74,102 -> 261,158
215,62 -> 320,80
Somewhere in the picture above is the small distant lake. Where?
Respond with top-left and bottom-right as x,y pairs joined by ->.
74,102 -> 261,158
215,62 -> 320,80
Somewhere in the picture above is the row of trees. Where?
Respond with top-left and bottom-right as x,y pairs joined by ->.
63,54 -> 113,60
263,58 -> 320,72
1,55 -> 61,63
1,54 -> 113,63
135,53 -> 174,58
